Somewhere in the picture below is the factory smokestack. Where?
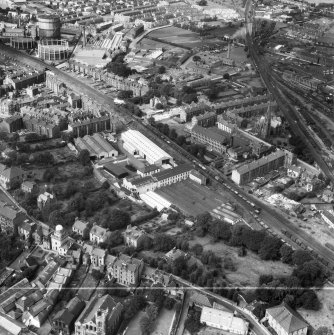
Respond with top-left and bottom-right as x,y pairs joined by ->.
227,41 -> 231,59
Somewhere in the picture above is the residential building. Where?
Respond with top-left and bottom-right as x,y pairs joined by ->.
0,201 -> 26,233
107,253 -> 144,287
52,296 -> 85,335
231,150 -> 288,185
123,225 -> 147,249
22,298 -> 53,328
191,112 -> 217,128
4,71 -> 45,90
21,180 -> 37,193
37,192 -> 55,210
50,225 -> 74,256
23,116 -> 61,139
0,115 -> 23,133
265,303 -> 308,335
190,125 -> 230,154
72,219 -> 90,239
200,307 -> 249,335
165,248 -> 186,262
121,129 -> 174,166
0,165 -> 25,190
90,225 -> 111,244
18,219 -> 36,240
179,102 -> 212,122
68,115 -> 113,138
91,247 -> 107,268
75,294 -> 123,335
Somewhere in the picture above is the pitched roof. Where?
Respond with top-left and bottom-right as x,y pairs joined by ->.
266,303 -> 308,333
0,166 -> 24,180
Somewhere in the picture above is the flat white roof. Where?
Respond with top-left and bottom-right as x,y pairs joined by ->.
200,307 -> 248,334
140,191 -> 171,211
121,129 -> 172,164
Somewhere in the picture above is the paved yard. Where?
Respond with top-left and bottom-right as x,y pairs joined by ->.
125,311 -> 145,335
152,308 -> 176,335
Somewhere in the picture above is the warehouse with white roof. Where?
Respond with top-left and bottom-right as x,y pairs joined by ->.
200,307 -> 248,335
121,129 -> 174,166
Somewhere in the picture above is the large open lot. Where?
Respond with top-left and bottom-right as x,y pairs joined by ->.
148,26 -> 201,48
189,236 -> 293,287
156,180 -> 229,216
147,26 -> 226,49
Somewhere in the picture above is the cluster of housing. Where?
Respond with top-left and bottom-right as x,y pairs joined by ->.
0,210 -> 310,335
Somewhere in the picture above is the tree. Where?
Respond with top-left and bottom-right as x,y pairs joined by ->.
242,229 -> 266,252
140,315 -> 155,335
314,327 -> 334,335
48,210 -> 64,227
296,290 -> 320,310
91,269 -> 104,281
197,0 -> 207,5
78,149 -> 90,166
117,90 -> 133,99
223,73 -> 230,80
193,55 -> 201,63
123,295 -> 146,320
158,66 -> 166,74
153,234 -> 175,252
209,220 -> 232,241
280,244 -> 294,263
101,209 -> 130,231
291,250 -> 313,266
258,236 -> 282,260
293,260 -> 327,287
164,297 -> 175,310
146,303 -> 159,320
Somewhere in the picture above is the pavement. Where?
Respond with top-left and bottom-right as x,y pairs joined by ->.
175,291 -> 190,335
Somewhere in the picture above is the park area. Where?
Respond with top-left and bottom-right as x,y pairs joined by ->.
188,235 -> 293,287
148,26 -> 202,48
156,180 -> 230,216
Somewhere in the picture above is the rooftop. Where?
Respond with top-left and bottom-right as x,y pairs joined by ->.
266,303 -> 308,333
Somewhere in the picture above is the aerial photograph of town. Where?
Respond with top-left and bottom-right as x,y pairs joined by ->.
0,0 -> 334,333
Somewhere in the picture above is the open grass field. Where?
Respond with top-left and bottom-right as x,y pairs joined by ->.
156,180 -> 229,216
149,26 -> 200,47
152,308 -> 176,335
189,236 -> 293,287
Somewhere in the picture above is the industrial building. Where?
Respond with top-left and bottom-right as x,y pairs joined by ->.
38,39 -> 69,61
231,150 -> 287,185
37,15 -> 61,39
74,133 -> 118,159
200,307 -> 248,335
10,37 -> 35,50
121,129 -> 174,166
